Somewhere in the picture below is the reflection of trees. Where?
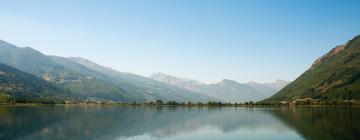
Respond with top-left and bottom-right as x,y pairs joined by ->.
0,106 -> 292,140
0,106 -> 75,140
267,107 -> 360,140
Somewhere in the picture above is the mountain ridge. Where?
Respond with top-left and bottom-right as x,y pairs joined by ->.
265,35 -> 360,102
0,40 -> 217,102
0,63 -> 70,103
150,73 -> 289,102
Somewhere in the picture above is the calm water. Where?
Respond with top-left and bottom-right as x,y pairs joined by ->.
0,106 -> 359,140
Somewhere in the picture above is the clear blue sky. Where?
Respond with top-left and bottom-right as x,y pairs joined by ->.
0,0 -> 359,83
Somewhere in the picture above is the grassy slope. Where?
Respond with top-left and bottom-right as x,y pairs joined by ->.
0,63 -> 69,100
0,40 -> 140,102
0,40 -> 217,102
266,35 -> 360,102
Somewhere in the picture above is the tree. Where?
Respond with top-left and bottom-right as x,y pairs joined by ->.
0,93 -> 12,104
166,101 -> 178,105
249,101 -> 254,105
156,100 -> 163,105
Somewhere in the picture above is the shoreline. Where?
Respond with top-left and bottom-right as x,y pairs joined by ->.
1,103 -> 360,107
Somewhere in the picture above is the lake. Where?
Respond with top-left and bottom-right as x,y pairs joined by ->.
0,106 -> 359,140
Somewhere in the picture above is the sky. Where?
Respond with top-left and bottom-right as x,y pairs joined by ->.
0,0 -> 359,83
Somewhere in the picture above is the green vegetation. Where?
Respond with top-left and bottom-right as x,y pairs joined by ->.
0,41 -> 217,102
13,97 -> 65,104
2,35 -> 360,105
259,99 -> 360,106
0,93 -> 13,104
119,100 -> 260,107
95,100 -> 360,106
0,63 -> 70,100
265,35 -> 360,103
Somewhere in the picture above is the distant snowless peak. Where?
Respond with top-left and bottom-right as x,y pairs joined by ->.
149,72 -> 291,102
150,72 -> 290,86
150,72 -> 202,83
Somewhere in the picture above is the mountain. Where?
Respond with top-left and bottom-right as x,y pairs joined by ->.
245,82 -> 278,97
264,80 -> 291,91
149,73 -> 205,91
246,80 -> 290,97
266,35 -> 360,102
0,63 -> 69,102
67,58 -> 218,102
0,40 -> 138,101
200,79 -> 266,102
0,39 -> 216,102
150,73 -> 288,102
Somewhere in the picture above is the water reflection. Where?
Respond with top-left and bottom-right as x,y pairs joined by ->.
0,106 -> 358,140
268,107 -> 360,140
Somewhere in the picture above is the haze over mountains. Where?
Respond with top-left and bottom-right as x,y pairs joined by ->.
2,34 -> 360,104
0,40 -> 218,102
0,39 -> 289,103
150,73 -> 289,102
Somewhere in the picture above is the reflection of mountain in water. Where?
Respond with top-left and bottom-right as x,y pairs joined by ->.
5,106 -> 358,140
0,106 -> 292,140
267,107 -> 360,140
